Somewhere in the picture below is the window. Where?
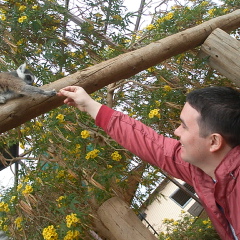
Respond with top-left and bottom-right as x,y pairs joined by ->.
170,183 -> 195,208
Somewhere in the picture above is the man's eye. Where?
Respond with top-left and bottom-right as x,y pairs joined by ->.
181,123 -> 186,129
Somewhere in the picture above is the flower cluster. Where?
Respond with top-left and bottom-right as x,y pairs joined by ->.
19,5 -> 27,11
14,217 -> 23,230
0,202 -> 9,212
81,130 -> 90,139
66,213 -> 80,228
163,85 -> 172,92
42,225 -> 58,240
111,151 -> 122,161
148,109 -> 161,119
22,185 -> 33,195
85,149 -> 100,160
56,114 -> 65,122
64,230 -> 81,240
0,14 -> 6,21
146,24 -> 155,31
159,213 -> 219,240
56,196 -> 66,207
18,16 -> 27,23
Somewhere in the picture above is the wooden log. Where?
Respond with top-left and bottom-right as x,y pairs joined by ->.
199,28 -> 240,87
97,197 -> 157,240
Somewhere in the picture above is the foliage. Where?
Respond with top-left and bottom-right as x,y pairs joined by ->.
158,211 -> 221,240
0,0 -> 238,239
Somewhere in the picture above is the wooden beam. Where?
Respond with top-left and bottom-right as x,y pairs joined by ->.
1,10 -> 240,133
199,28 -> 240,87
97,197 -> 158,240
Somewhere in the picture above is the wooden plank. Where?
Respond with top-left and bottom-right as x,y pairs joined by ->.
97,197 -> 157,240
199,28 -> 240,86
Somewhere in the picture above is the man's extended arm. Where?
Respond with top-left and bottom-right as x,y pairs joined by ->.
58,86 -> 102,119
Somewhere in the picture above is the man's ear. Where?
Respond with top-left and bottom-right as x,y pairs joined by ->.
209,133 -> 224,152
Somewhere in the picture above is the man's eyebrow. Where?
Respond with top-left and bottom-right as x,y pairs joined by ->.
180,118 -> 188,129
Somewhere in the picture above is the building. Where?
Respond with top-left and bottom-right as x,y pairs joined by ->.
139,177 -> 203,234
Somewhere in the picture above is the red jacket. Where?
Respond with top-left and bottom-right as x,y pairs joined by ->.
96,105 -> 240,240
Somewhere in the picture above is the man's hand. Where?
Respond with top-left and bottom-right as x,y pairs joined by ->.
58,86 -> 102,119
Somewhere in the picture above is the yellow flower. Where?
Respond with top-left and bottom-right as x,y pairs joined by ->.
0,14 -> 6,21
208,8 -> 216,16
107,164 -> 113,169
17,183 -> 23,191
3,225 -> 7,232
64,230 -> 81,240
56,170 -> 65,178
16,39 -> 24,45
56,196 -> 66,207
35,121 -> 43,127
111,151 -> 122,161
164,12 -> 174,20
0,8 -> 6,14
66,213 -> 80,228
42,225 -> 59,240
0,202 -> 10,212
56,196 -> 66,202
32,5 -> 39,10
81,130 -> 90,139
11,196 -> 17,202
15,217 -> 23,229
148,109 -> 161,119
85,149 -> 100,160
163,85 -> 172,92
22,185 -> 33,194
112,14 -> 122,21
94,13 -> 103,18
19,5 -> 26,11
156,17 -> 164,24
146,24 -> 155,31
23,176 -> 30,182
200,1 -> 208,6
56,114 -> 64,122
147,67 -> 155,72
36,177 -> 43,184
18,16 -> 27,23
155,100 -> 161,107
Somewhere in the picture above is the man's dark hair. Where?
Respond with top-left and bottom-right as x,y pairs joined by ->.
186,86 -> 240,148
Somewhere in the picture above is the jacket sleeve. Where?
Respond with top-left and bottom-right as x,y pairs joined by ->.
95,105 -> 194,184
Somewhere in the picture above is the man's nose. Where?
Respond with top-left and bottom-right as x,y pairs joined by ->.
174,125 -> 180,137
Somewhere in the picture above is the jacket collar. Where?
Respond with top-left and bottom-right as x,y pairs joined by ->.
214,145 -> 240,180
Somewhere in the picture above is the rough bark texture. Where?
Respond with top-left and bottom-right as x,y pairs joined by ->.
0,10 -> 240,133
97,197 -> 158,240
199,28 -> 240,87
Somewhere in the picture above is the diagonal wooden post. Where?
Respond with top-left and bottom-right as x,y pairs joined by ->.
0,10 -> 240,133
97,197 -> 158,240
199,28 -> 240,87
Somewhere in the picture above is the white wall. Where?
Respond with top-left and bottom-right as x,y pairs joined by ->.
142,179 -> 195,233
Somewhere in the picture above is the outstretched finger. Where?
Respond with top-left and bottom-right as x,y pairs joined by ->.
59,89 -> 76,98
61,86 -> 79,92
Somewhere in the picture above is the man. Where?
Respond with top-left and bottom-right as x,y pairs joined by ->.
58,86 -> 240,240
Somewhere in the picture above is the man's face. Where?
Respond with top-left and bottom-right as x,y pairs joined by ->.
174,102 -> 210,165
